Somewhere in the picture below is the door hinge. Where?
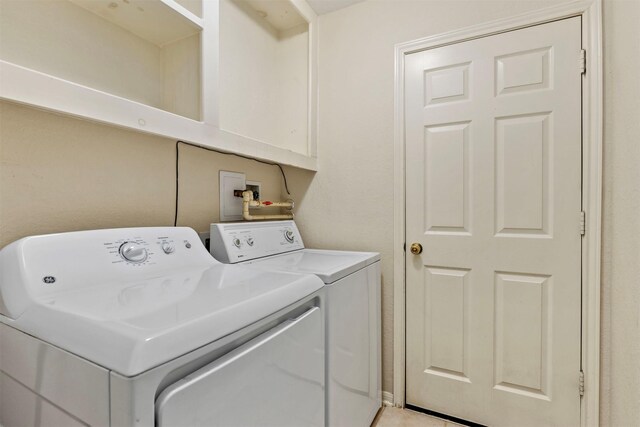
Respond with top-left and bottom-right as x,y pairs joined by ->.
580,211 -> 586,236
403,242 -> 406,252
579,370 -> 585,396
579,49 -> 587,74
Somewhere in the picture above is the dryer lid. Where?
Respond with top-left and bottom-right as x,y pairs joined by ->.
248,249 -> 380,284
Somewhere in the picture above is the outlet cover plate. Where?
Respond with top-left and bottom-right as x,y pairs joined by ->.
220,171 -> 246,221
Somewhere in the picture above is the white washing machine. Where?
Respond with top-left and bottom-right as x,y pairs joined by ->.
210,220 -> 381,427
0,227 -> 325,427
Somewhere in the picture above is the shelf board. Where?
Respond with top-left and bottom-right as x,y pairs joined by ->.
244,0 -> 307,32
211,128 -> 318,171
0,60 -> 318,171
68,0 -> 203,47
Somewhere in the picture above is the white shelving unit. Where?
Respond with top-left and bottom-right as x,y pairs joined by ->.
0,0 -> 318,171
219,0 -> 316,158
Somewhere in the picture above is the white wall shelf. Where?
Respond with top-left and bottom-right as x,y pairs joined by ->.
218,0 -> 318,160
0,0 -> 319,171
0,61 -> 317,171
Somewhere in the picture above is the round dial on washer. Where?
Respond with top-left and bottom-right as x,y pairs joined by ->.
246,237 -> 255,246
161,242 -> 175,254
284,230 -> 295,243
233,237 -> 242,248
119,242 -> 148,263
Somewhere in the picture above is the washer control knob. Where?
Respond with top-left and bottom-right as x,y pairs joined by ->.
284,229 -> 295,243
246,237 -> 255,246
119,242 -> 148,263
233,237 -> 242,248
161,242 -> 175,254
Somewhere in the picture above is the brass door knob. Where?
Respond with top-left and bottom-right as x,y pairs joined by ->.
410,243 -> 423,255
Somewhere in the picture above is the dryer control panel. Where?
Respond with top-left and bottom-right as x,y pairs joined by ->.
210,221 -> 304,263
0,227 -> 216,319
102,234 -> 189,267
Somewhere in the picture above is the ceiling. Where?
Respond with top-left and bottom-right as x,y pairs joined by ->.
306,0 -> 366,15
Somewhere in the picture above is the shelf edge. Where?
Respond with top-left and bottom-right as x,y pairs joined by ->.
0,60 -> 318,172
160,0 -> 204,30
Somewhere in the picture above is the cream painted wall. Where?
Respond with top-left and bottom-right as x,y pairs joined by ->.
600,0 -> 640,425
0,101 -> 285,248
286,0 -> 639,425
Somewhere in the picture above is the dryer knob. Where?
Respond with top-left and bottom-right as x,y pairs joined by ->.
119,242 -> 148,263
161,242 -> 175,254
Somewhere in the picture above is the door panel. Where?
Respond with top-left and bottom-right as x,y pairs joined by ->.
423,266 -> 470,380
496,113 -> 550,234
424,122 -> 470,234
405,17 -> 582,427
494,272 -> 551,398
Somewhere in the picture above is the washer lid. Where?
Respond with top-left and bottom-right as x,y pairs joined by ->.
5,263 -> 322,377
248,249 -> 380,284
0,227 -> 323,376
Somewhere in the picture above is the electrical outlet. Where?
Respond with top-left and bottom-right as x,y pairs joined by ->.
219,171 -> 246,221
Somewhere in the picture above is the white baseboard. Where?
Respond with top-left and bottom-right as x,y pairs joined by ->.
382,391 -> 394,407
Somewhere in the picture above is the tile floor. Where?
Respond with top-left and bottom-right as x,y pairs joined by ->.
372,406 -> 463,427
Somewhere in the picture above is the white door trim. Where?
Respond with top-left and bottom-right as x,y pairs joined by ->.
393,1 -> 603,426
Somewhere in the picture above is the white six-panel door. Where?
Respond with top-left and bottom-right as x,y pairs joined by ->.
405,17 -> 582,426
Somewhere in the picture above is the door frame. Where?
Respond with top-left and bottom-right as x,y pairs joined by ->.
392,1 -> 603,425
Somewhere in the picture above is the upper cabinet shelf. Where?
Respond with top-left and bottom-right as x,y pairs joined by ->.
0,0 -> 318,171
0,0 -> 202,120
219,0 -> 317,158
68,0 -> 203,46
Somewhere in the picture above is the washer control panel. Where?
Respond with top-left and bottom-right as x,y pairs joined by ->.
210,221 -> 304,263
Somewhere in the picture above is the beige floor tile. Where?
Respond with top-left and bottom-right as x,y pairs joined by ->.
372,407 -> 449,427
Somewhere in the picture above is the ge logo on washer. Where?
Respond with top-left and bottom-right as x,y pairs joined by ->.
42,276 -> 56,284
